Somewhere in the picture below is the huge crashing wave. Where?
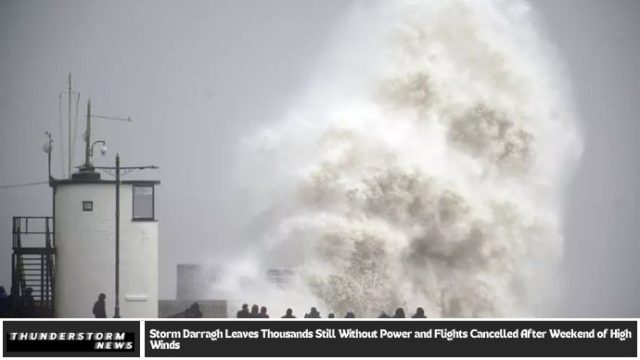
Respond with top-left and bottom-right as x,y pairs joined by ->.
220,0 -> 582,318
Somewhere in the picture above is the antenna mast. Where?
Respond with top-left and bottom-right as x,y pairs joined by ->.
67,73 -> 72,178
84,99 -> 92,169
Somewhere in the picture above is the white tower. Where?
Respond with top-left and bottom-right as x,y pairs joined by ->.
52,98 -> 159,318
53,173 -> 159,318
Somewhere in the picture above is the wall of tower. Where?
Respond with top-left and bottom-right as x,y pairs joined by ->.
54,182 -> 158,318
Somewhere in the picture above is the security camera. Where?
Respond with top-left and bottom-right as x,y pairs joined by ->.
42,142 -> 52,154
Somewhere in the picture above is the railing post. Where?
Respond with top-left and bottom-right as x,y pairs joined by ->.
41,254 -> 45,309
11,254 -> 16,296
12,217 -> 18,249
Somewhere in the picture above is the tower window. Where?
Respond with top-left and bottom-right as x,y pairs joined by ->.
132,185 -> 154,220
82,201 -> 93,212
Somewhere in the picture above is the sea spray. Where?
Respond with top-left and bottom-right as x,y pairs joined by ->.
220,0 -> 582,317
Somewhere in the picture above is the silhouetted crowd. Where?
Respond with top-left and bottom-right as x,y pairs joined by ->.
235,304 -> 428,319
1,283 -> 430,320
0,286 -> 38,318
236,304 -> 271,318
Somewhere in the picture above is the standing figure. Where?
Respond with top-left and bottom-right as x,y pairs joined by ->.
281,308 -> 296,318
258,306 -> 269,318
304,307 -> 321,318
411,307 -> 427,318
249,304 -> 260,318
93,293 -> 107,318
237,304 -> 250,318
0,286 -> 8,317
393,307 -> 405,318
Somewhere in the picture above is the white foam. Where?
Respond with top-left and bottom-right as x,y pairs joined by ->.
222,0 -> 582,318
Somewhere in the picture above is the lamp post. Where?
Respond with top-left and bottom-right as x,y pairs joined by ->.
91,141 -> 107,158
43,132 -> 53,182
115,154 -> 120,318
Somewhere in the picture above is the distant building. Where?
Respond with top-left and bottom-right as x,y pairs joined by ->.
176,264 -> 220,300
266,268 -> 294,288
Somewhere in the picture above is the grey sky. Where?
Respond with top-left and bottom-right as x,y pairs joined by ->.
0,0 -> 638,316
538,0 -> 640,317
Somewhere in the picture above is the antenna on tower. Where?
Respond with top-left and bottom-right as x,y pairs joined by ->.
68,73 -> 72,178
59,73 -> 80,178
80,99 -> 132,171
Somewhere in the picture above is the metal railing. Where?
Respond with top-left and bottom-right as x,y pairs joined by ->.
11,216 -> 55,317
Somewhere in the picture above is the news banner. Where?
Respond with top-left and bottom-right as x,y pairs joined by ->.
1,319 -> 637,357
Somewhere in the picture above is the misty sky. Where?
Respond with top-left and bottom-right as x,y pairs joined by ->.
0,0 -> 638,317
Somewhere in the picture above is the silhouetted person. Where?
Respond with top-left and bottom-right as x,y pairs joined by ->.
345,312 -> 356,318
328,313 -> 335,318
23,288 -> 35,317
393,307 -> 405,318
412,307 -> 427,318
0,286 -> 7,317
258,306 -> 269,318
249,304 -> 259,318
185,303 -> 203,318
378,311 -> 390,318
237,304 -> 250,318
304,307 -> 321,318
282,308 -> 296,318
93,293 -> 107,318
7,287 -> 19,317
